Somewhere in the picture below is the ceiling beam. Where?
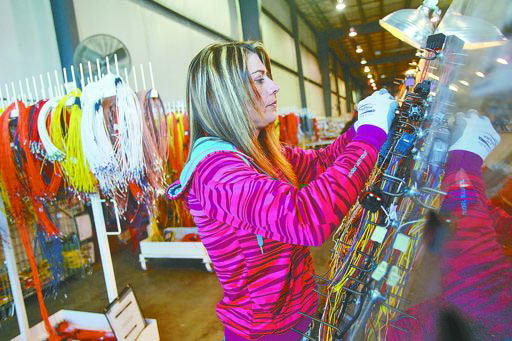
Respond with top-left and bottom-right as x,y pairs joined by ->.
304,0 -> 331,31
324,20 -> 382,41
355,0 -> 376,74
379,0 -> 385,77
350,51 -> 416,66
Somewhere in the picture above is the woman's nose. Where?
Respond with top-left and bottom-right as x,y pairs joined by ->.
269,79 -> 279,94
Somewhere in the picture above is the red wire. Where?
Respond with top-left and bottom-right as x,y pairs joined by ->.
0,102 -> 59,340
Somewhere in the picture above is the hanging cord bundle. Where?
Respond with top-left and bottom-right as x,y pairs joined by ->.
23,100 -> 63,196
0,102 -> 59,340
49,89 -> 96,194
38,97 -> 65,162
166,106 -> 194,227
35,225 -> 64,297
140,90 -> 167,198
81,74 -> 145,199
16,101 -> 60,235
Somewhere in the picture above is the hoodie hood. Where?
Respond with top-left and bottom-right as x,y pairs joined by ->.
166,137 -> 251,200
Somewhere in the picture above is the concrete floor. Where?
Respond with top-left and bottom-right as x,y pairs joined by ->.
1,240 -> 332,341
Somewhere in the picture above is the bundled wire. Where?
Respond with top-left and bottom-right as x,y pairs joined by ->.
0,102 -> 59,339
16,102 -> 60,236
49,89 -> 96,193
34,225 -> 64,296
318,87 -> 447,340
139,90 -> 167,200
80,74 -> 145,199
165,108 -> 194,227
38,98 -> 65,162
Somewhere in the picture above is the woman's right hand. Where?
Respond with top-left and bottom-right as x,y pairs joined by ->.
354,89 -> 397,134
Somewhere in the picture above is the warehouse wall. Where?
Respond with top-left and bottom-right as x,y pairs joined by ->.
261,0 -> 325,117
0,0 -> 61,97
72,0 -> 241,103
1,0 -> 353,119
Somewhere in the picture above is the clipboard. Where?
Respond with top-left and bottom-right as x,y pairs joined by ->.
104,284 -> 147,340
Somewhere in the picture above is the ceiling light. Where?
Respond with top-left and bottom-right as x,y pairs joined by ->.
349,27 -> 357,37
360,58 -> 367,65
475,71 -> 485,78
367,74 -> 373,79
356,45 -> 363,53
497,58 -> 508,65
374,50 -> 381,55
363,66 -> 370,73
336,1 -> 346,11
459,80 -> 469,86
380,74 -> 386,79
370,79 -> 375,84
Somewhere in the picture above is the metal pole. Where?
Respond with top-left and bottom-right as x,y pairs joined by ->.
0,198 -> 30,340
289,0 -> 307,109
50,0 -> 80,81
238,0 -> 262,41
89,193 -> 118,302
332,51 -> 342,116
316,32 -> 332,117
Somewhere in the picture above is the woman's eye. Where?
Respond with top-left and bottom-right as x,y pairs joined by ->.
255,78 -> 264,83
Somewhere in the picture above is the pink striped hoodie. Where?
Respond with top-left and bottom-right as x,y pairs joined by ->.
167,126 -> 383,339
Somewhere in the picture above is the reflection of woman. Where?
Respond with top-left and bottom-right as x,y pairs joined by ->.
390,111 -> 512,339
167,42 -> 396,340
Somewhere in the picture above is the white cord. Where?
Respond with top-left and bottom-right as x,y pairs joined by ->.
81,73 -> 145,197
38,97 -> 65,161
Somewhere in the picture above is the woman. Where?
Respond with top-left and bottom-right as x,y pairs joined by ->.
167,41 -> 396,340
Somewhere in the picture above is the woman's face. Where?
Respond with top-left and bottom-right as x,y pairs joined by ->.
247,52 -> 280,130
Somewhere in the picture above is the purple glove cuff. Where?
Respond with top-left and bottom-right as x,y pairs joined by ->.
346,125 -> 357,140
353,125 -> 387,150
445,150 -> 483,176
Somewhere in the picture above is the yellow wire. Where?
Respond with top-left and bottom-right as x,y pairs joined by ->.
49,89 -> 96,192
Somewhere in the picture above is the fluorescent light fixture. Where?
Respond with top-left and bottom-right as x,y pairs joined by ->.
449,84 -> 459,92
475,71 -> 485,78
459,80 -> 469,86
497,58 -> 508,65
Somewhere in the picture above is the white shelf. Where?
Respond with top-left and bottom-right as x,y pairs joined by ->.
10,309 -> 159,341
139,227 -> 212,272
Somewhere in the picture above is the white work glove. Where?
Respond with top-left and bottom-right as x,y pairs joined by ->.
354,89 -> 397,134
449,109 -> 500,161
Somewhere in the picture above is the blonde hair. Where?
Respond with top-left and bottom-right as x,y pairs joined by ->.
186,41 -> 298,187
